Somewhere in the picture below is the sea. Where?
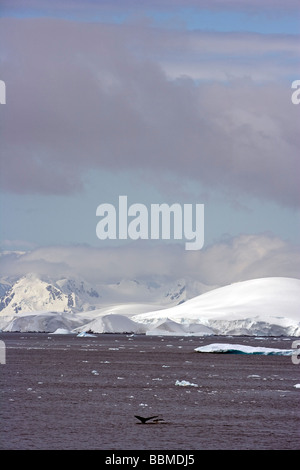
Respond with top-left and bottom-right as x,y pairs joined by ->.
0,333 -> 299,451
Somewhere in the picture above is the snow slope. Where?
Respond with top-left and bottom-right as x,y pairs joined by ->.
0,277 -> 299,336
73,314 -> 148,334
132,277 -> 300,336
1,311 -> 82,333
0,302 -> 162,334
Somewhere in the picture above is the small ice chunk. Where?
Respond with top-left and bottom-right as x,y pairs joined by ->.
175,379 -> 198,387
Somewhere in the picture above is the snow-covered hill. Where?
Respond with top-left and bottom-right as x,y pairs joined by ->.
0,277 -> 299,336
132,277 -> 300,337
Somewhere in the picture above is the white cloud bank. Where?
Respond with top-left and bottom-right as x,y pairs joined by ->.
0,234 -> 299,288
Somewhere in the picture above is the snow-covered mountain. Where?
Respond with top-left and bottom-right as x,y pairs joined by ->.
0,273 -> 203,316
0,274 -> 102,315
0,277 -> 299,336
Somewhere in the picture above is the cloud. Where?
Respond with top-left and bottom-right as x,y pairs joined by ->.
1,0 -> 300,15
0,234 -> 299,287
0,17 -> 299,207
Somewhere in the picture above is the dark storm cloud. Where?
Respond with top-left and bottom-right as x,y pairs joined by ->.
0,17 -> 299,206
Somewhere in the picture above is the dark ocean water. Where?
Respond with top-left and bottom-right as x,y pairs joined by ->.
0,333 -> 299,450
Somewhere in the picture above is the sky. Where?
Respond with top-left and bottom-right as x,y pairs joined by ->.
0,0 -> 299,287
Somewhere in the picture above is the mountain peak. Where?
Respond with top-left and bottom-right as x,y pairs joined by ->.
0,273 -> 103,315
0,274 -> 197,316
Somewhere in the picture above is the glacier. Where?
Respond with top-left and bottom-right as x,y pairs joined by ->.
132,277 -> 300,337
0,277 -> 299,336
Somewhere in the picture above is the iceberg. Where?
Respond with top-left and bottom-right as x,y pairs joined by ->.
194,343 -> 294,355
77,331 -> 97,337
175,379 -> 198,387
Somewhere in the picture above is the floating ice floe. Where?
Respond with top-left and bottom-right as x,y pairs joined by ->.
194,343 -> 294,355
77,331 -> 97,337
175,380 -> 198,387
